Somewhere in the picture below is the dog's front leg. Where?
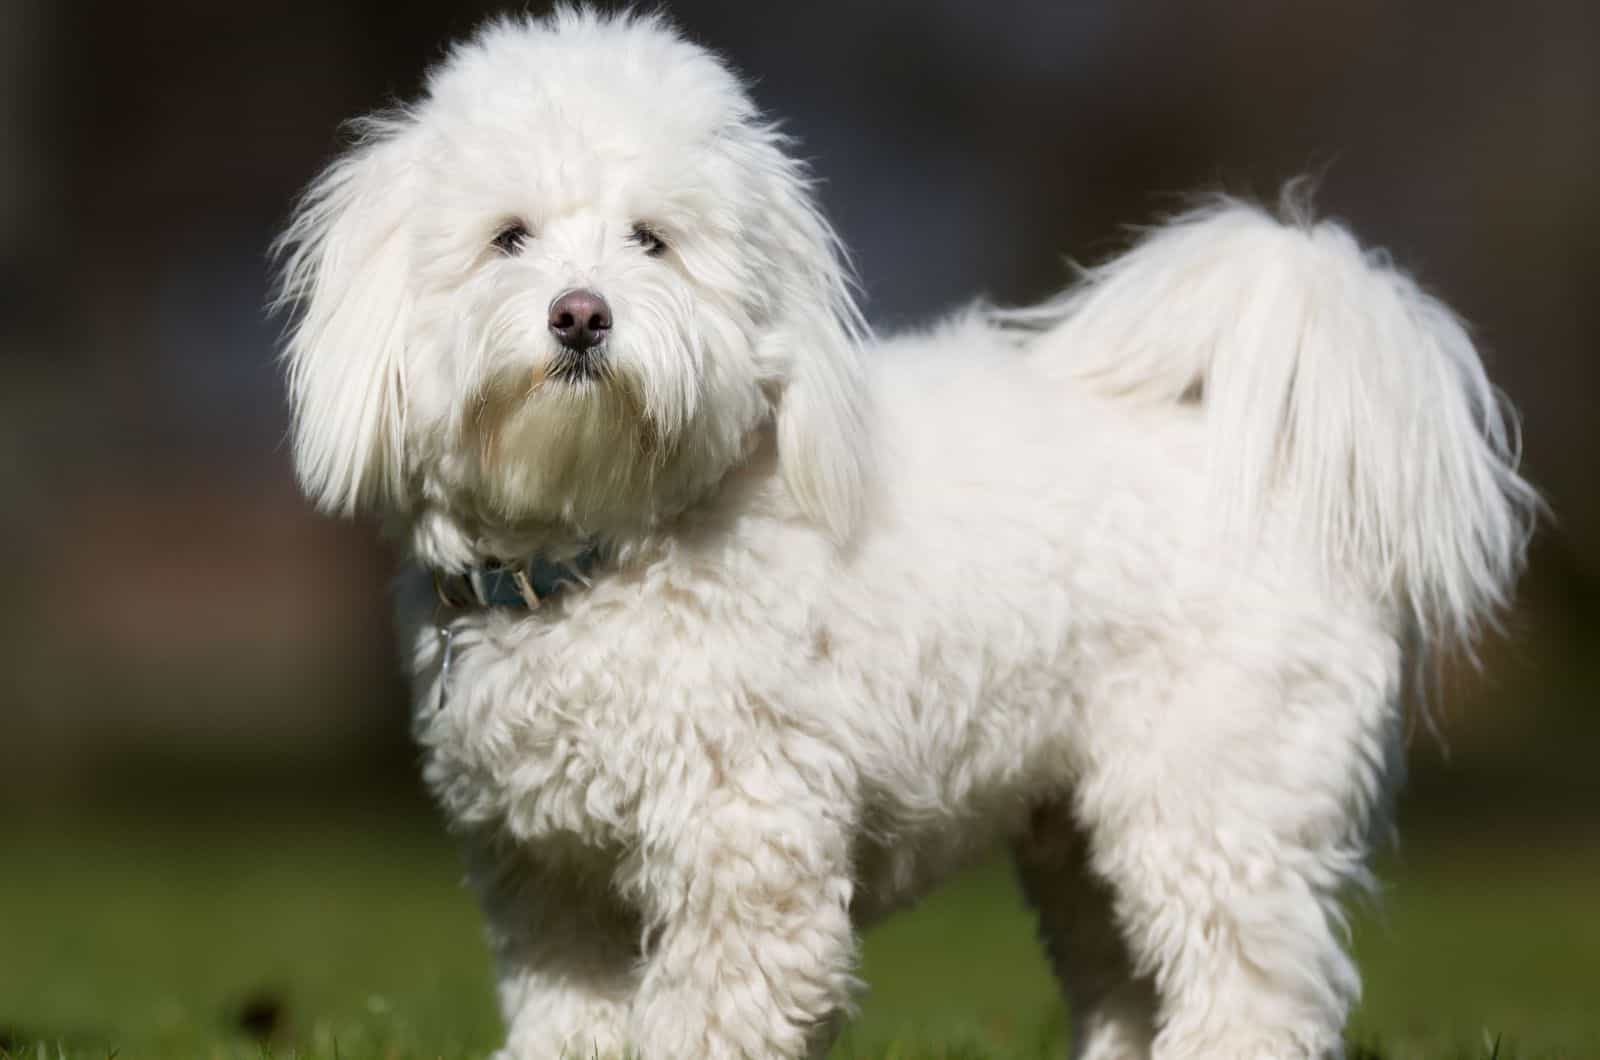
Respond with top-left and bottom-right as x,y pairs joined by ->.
623,755 -> 859,1060
462,832 -> 641,1060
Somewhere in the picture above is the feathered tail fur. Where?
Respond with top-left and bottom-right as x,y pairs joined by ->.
1012,194 -> 1538,653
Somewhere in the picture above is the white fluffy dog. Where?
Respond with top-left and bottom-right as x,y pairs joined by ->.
276,10 -> 1535,1059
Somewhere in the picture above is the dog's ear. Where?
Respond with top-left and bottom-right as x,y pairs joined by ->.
748,136 -> 873,543
274,116 -> 417,516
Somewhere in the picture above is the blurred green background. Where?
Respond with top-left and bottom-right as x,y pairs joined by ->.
4,803 -> 1597,1058
2,0 -> 1596,1056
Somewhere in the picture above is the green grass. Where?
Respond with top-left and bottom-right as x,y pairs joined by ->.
1,804 -> 1595,1059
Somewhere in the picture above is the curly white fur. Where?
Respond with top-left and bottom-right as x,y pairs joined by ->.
275,10 -> 1535,1060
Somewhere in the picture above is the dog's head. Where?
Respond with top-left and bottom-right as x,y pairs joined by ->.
276,9 -> 869,548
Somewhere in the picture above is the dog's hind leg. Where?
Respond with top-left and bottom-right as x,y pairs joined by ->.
1014,801 -> 1157,1060
1071,634 -> 1401,1060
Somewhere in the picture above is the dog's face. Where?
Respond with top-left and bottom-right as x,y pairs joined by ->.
278,11 -> 869,546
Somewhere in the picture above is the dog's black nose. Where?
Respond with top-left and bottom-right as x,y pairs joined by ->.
548,289 -> 612,351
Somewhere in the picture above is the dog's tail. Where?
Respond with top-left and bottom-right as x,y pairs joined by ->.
1010,193 -> 1537,653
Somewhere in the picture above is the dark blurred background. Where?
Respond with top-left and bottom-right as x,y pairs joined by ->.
3,0 -> 1597,838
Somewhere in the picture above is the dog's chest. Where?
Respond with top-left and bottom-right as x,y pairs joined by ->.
411,620 -> 646,850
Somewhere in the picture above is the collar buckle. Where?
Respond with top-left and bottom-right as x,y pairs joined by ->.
431,546 -> 599,612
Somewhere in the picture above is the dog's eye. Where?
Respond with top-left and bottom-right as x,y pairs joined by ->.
631,223 -> 667,257
491,221 -> 530,255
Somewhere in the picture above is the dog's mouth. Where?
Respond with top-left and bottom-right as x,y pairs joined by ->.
547,346 -> 607,385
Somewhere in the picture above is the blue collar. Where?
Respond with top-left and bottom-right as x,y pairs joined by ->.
433,546 -> 600,610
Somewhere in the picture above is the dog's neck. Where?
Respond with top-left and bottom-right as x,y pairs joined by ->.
430,545 -> 602,611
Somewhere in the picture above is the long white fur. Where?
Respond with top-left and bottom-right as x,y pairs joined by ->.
276,9 -> 1535,1060
275,115 -> 416,515
1008,196 -> 1536,649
